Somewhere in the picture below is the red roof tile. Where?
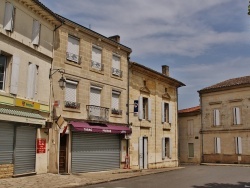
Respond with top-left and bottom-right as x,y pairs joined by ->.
178,106 -> 200,114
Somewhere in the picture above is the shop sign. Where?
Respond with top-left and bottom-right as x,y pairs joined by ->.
37,138 -> 46,153
15,98 -> 40,110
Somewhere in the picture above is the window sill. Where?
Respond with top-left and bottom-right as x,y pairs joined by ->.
140,124 -> 151,129
232,124 -> 243,127
163,123 -> 171,130
111,74 -> 123,80
110,114 -> 122,118
62,107 -> 81,113
90,68 -> 104,75
65,61 -> 82,68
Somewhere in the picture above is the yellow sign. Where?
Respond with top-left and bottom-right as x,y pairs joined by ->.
15,98 -> 40,110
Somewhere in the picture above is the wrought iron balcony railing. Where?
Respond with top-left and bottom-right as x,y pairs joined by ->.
112,67 -> 122,77
111,108 -> 122,115
86,105 -> 109,122
64,101 -> 80,109
91,60 -> 104,71
66,52 -> 82,64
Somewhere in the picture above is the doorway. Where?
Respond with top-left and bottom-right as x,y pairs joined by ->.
59,134 -> 68,173
139,137 -> 148,169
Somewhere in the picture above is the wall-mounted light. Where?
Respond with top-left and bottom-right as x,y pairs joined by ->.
49,68 -> 66,90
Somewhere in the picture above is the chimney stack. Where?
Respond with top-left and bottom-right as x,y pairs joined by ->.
162,65 -> 169,76
108,35 -> 120,43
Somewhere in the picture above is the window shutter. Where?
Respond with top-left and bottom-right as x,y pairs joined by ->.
32,20 -> 40,45
112,91 -> 120,110
169,103 -> 173,123
138,96 -> 143,120
90,87 -> 101,106
162,137 -> 166,159
139,137 -> 143,169
3,2 -> 14,31
67,36 -> 79,62
26,63 -> 37,99
10,56 -> 20,94
161,102 -> 165,123
65,81 -> 77,102
148,98 -> 151,121
236,107 -> 241,125
238,137 -> 242,154
169,138 -> 172,159
92,47 -> 102,70
112,55 -> 120,70
217,137 -> 221,154
214,109 -> 220,126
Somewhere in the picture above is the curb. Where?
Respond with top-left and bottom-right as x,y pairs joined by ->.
200,163 -> 250,167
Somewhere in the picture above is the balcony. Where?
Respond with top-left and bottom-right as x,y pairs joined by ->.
112,67 -> 122,77
91,60 -> 104,71
66,52 -> 82,64
86,105 -> 109,122
111,108 -> 122,115
64,101 -> 80,109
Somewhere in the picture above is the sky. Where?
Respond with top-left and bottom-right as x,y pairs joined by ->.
40,0 -> 250,109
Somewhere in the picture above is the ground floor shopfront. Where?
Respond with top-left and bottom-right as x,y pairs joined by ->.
50,120 -> 132,174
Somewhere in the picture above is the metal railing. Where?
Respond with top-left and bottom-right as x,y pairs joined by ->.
64,101 -> 80,109
91,60 -> 104,71
111,108 -> 122,115
66,52 -> 82,64
86,105 -> 109,122
112,67 -> 122,77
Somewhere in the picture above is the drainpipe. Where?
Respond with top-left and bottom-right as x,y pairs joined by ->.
127,56 -> 130,158
176,88 -> 179,167
200,93 -> 204,163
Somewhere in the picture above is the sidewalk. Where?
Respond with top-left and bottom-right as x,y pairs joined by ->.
200,163 -> 250,167
0,167 -> 183,188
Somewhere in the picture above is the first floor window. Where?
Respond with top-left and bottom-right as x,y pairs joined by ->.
65,80 -> 78,109
214,137 -> 221,154
213,109 -> 220,126
233,107 -> 241,125
111,90 -> 121,115
187,120 -> 194,137
0,55 -> 7,90
27,63 -> 38,99
162,137 -> 171,159
188,143 -> 194,158
235,137 -> 242,154
138,96 -> 151,121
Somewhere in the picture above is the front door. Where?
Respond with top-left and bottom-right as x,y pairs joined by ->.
139,137 -> 148,169
59,134 -> 68,173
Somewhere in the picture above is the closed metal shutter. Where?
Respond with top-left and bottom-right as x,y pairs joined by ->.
14,126 -> 36,175
0,123 -> 14,164
72,132 -> 120,173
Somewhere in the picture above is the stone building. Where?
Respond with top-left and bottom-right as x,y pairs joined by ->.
0,0 -> 61,178
129,62 -> 185,169
49,15 -> 132,173
178,106 -> 201,164
198,76 -> 250,164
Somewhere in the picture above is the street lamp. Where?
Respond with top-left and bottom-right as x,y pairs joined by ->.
49,68 -> 66,90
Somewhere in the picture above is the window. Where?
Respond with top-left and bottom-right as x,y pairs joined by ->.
188,143 -> 194,158
91,46 -> 102,70
162,137 -> 171,159
66,35 -> 80,63
65,80 -> 79,109
3,2 -> 15,32
32,20 -> 40,45
187,120 -> 194,136
89,86 -> 102,118
213,109 -> 220,126
161,102 -> 172,123
233,107 -> 241,125
214,137 -> 221,154
138,96 -> 151,121
0,55 -> 7,90
111,90 -> 121,115
26,63 -> 38,99
112,55 -> 122,77
235,137 -> 242,154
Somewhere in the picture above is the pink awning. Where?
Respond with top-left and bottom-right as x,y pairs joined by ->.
70,121 -> 132,134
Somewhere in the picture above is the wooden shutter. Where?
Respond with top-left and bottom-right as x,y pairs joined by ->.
65,80 -> 78,102
236,107 -> 241,125
112,91 -> 120,110
187,120 -> 193,136
148,98 -> 151,121
10,56 -> 20,94
3,2 -> 14,31
169,138 -> 172,159
236,137 -> 242,154
139,137 -> 143,169
162,137 -> 166,159
161,102 -> 165,123
169,103 -> 173,123
214,109 -> 220,126
217,137 -> 221,154
138,96 -> 143,120
32,20 -> 40,45
67,35 -> 79,62
27,63 -> 37,99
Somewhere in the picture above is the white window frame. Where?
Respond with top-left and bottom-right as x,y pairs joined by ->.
65,80 -> 78,103
66,35 -> 80,63
213,109 -> 220,126
0,55 -> 7,91
138,96 -> 151,121
162,137 -> 171,159
214,137 -> 221,154
111,90 -> 120,111
112,55 -> 121,77
91,46 -> 102,70
233,107 -> 241,125
235,137 -> 242,154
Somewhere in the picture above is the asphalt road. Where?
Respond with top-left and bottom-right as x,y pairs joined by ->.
83,165 -> 250,188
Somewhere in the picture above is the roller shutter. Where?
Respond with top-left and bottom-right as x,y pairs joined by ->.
72,132 -> 120,173
14,126 -> 36,175
0,123 -> 14,164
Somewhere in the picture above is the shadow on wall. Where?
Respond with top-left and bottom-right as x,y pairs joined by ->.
193,182 -> 250,188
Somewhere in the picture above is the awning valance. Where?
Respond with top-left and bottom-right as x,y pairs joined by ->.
70,121 -> 132,134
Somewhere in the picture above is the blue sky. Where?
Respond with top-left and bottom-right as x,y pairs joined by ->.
40,0 -> 250,109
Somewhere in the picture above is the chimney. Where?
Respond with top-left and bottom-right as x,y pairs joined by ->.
108,35 -> 120,43
162,65 -> 169,76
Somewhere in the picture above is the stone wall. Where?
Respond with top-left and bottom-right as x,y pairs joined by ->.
0,164 -> 13,179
